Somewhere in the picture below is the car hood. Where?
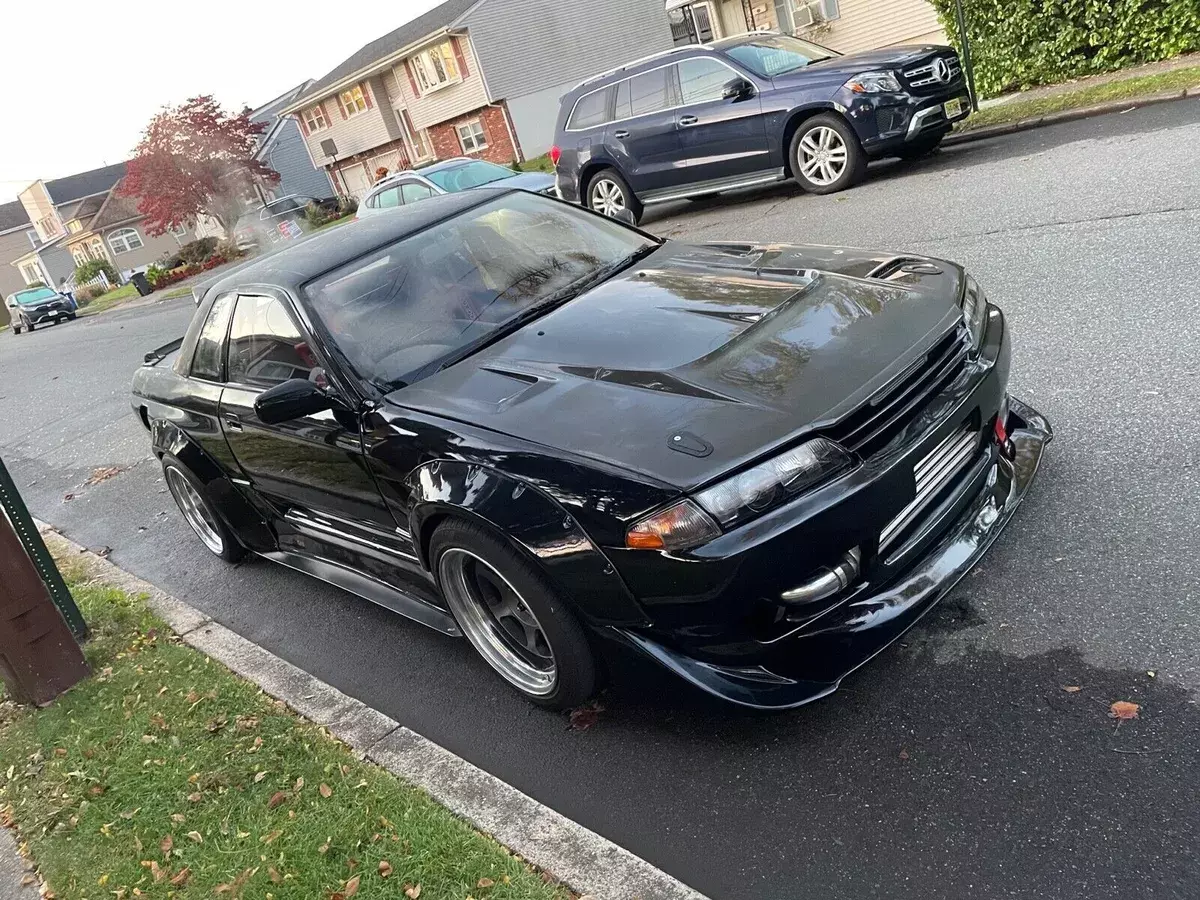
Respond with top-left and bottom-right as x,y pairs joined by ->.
389,241 -> 965,490
493,171 -> 557,192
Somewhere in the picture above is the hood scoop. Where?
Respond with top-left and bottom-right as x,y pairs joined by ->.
558,365 -> 740,403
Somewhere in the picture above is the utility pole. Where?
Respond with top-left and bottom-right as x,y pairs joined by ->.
954,0 -> 980,111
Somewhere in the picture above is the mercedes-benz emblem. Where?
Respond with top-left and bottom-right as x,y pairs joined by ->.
932,58 -> 951,83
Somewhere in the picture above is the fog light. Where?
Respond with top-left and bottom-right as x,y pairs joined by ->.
780,548 -> 861,606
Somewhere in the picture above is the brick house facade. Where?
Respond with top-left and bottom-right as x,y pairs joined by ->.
427,105 -> 520,166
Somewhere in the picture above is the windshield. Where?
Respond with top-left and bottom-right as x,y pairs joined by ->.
304,192 -> 656,391
14,288 -> 58,305
425,161 -> 517,193
723,35 -> 838,78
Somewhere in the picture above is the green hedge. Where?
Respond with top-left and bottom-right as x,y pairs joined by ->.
931,0 -> 1200,97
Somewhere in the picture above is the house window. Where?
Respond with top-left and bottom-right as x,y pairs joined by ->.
67,220 -> 82,234
72,248 -> 89,267
37,216 -> 59,239
88,240 -> 105,260
19,261 -> 43,285
169,222 -> 189,238
411,41 -> 461,94
108,227 -> 144,254
302,104 -> 329,132
337,86 -> 368,117
456,120 -> 487,153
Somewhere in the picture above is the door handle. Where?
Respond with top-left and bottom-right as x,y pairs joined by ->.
224,414 -> 243,433
679,115 -> 699,127
613,129 -> 630,139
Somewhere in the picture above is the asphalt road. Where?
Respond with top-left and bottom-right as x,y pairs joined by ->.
3,100 -> 1199,900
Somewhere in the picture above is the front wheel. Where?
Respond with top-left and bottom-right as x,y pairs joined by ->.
586,167 -> 643,224
162,455 -> 245,563
431,519 -> 598,709
11,324 -> 21,335
25,320 -> 35,333
790,114 -> 866,195
67,313 -> 77,321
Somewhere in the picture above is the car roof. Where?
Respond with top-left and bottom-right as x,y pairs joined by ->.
568,44 -> 716,93
207,187 -> 512,294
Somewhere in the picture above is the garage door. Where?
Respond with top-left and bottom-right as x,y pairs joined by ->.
338,165 -> 372,200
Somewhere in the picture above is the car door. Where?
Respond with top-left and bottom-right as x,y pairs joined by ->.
607,66 -> 686,194
674,58 -> 771,185
216,291 -> 405,556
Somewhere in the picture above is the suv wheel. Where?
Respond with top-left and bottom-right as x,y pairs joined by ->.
11,324 -> 21,336
25,319 -> 36,333
790,114 -> 866,195
586,168 -> 643,224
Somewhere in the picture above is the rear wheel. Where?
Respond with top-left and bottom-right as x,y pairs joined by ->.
430,519 -> 598,709
586,167 -> 643,224
790,114 -> 866,195
162,455 -> 245,563
66,312 -> 77,321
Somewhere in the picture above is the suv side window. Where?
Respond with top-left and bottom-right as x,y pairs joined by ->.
678,58 -> 733,105
190,293 -> 235,381
400,181 -> 436,204
226,294 -> 315,388
370,187 -> 402,209
627,67 -> 673,118
568,86 -> 612,130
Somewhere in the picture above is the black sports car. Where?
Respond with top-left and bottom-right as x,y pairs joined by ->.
131,187 -> 1051,710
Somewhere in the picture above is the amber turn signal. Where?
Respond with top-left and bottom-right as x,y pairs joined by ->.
626,500 -> 720,552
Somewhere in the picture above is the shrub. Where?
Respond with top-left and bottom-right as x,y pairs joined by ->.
336,195 -> 358,217
25,281 -> 46,289
305,201 -> 333,227
176,237 -> 219,266
214,239 -> 242,261
74,259 -> 119,286
75,284 -> 107,304
145,264 -> 168,287
931,0 -> 1200,97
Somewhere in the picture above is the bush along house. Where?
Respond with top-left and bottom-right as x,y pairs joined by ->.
277,0 -> 682,196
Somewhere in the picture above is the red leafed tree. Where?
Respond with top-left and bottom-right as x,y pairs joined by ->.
121,96 -> 278,236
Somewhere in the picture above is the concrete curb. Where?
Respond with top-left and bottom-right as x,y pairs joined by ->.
35,523 -> 709,900
944,86 -> 1200,146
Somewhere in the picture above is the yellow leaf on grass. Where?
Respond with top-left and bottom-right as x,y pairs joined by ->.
1110,701 -> 1140,720
344,875 -> 361,897
170,867 -> 190,886
404,884 -> 422,899
319,783 -> 332,798
477,876 -> 495,888
187,831 -> 203,843
254,772 -> 267,783
378,860 -> 393,877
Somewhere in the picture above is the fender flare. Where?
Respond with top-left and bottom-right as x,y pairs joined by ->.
406,460 -> 649,627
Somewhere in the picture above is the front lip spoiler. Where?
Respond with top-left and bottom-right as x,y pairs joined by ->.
609,395 -> 1052,711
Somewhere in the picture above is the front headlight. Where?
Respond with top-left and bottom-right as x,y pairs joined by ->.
845,71 -> 902,94
962,275 -> 988,352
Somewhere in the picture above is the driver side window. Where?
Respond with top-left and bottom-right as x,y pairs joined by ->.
400,181 -> 436,204
226,294 -> 319,388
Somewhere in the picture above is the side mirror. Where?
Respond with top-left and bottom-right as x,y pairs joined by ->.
254,379 -> 334,424
722,77 -> 754,101
612,208 -> 637,227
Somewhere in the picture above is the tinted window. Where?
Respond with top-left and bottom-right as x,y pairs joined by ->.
304,192 -> 655,391
370,187 -> 402,209
678,58 -> 734,104
190,293 -> 234,381
14,288 -> 58,305
628,67 -> 673,117
227,295 -> 314,388
723,35 -> 837,78
426,161 -> 514,192
400,182 -> 436,203
271,198 -> 301,214
568,87 -> 611,130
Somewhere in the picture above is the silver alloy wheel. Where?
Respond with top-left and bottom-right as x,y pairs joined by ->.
798,126 -> 849,186
589,178 -> 626,218
438,548 -> 558,697
165,466 -> 225,555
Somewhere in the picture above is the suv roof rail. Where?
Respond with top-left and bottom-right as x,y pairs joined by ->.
570,44 -> 708,91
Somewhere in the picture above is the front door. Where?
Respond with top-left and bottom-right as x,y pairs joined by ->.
607,66 -> 685,194
216,292 -> 403,552
675,57 -> 771,184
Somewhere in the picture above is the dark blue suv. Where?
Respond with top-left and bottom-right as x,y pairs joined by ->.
550,32 -> 970,223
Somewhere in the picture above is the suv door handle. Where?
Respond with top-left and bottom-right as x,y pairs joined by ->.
224,414 -> 243,432
613,129 -> 630,139
679,115 -> 699,127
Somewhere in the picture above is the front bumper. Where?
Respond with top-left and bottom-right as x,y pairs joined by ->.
610,396 -> 1051,710
23,304 -> 73,324
849,88 -> 972,153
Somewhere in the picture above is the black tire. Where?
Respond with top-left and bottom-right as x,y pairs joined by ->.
789,113 -> 867,195
430,518 -> 598,709
11,325 -> 21,336
26,320 -> 35,333
67,313 -> 77,321
585,167 -> 644,224
161,454 -> 245,563
897,133 -> 945,160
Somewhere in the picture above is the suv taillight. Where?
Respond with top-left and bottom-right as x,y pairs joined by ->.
548,145 -> 562,168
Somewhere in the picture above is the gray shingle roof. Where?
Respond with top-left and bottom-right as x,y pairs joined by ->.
0,200 -> 30,232
293,0 -> 479,105
44,161 -> 127,205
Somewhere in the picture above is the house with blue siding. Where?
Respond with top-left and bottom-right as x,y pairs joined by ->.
250,82 -> 337,200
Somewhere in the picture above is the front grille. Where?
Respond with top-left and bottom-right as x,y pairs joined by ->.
880,425 -> 980,553
903,55 -> 963,91
821,327 -> 969,458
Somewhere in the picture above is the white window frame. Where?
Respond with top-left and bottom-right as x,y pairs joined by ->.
169,222 -> 189,238
337,86 -> 369,118
302,104 -> 329,132
19,261 -> 43,285
108,227 -> 144,254
410,41 -> 462,95
38,215 -> 59,239
67,220 -> 82,234
72,248 -> 89,267
456,119 -> 488,154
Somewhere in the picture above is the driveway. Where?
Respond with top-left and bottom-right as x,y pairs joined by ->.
2,100 -> 1199,900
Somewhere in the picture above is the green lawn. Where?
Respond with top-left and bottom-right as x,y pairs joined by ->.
0,563 -> 568,900
518,153 -> 555,174
313,214 -> 356,232
964,65 -> 1200,131
77,283 -> 140,317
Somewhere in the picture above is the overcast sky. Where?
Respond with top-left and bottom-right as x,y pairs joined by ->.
0,0 -> 445,202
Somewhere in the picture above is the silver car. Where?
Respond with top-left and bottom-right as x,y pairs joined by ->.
356,158 -> 556,217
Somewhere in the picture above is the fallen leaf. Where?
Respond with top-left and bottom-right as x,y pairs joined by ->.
1110,701 -> 1140,720
21,875 -> 36,886
261,829 -> 282,845
187,792 -> 202,803
89,785 -> 106,796
86,466 -> 125,486
254,771 -> 267,783
269,866 -> 282,883
147,860 -> 165,883
267,791 -> 288,809
319,783 -> 332,798
206,715 -> 228,733
318,842 -> 330,854
899,749 -> 910,761
120,808 -> 140,819
1062,686 -> 1082,693
170,813 -> 186,824
170,867 -> 190,886
1147,670 -> 1156,679
94,546 -> 112,559
344,875 -> 361,897
567,700 -> 605,731
404,884 -> 422,899
53,748 -> 67,758
186,831 -> 202,843
379,860 -> 393,878
160,835 -> 173,855
294,776 -> 304,791
477,876 -> 495,888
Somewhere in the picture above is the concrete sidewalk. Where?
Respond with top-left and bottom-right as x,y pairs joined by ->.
978,53 -> 1200,109
0,827 -> 38,899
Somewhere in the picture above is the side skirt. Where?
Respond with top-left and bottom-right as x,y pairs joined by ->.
640,168 -> 787,206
